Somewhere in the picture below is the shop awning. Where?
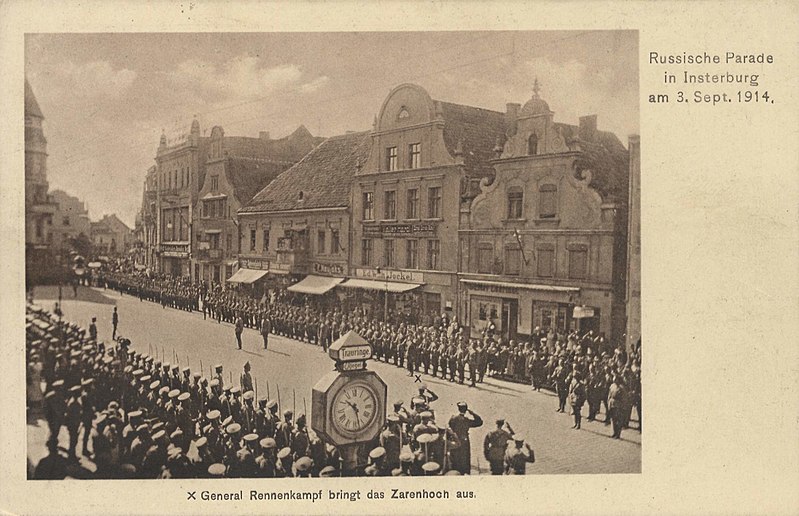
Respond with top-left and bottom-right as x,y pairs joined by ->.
338,278 -> 422,293
287,275 -> 344,295
459,278 -> 580,293
227,268 -> 268,284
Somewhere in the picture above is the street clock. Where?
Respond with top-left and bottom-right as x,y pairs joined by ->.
311,331 -> 387,470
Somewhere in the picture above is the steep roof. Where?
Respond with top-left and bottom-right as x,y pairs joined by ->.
226,157 -> 292,206
437,101 -> 506,178
25,79 -> 44,119
240,131 -> 371,214
554,122 -> 629,201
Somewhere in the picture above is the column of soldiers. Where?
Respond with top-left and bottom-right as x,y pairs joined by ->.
29,303 -> 541,479
97,268 -> 642,435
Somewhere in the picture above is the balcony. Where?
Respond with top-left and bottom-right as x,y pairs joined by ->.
275,237 -> 310,273
196,248 -> 224,261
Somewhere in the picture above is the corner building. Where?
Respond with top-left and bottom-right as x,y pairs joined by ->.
459,85 -> 630,343
350,83 -> 506,321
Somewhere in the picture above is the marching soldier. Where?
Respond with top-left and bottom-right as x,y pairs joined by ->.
240,361 -> 253,393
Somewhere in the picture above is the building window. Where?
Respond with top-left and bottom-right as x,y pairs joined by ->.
478,245 -> 493,274
505,246 -> 522,275
331,229 -> 340,254
317,230 -> 326,254
202,201 -> 208,218
568,248 -> 588,279
406,188 -> 418,219
384,190 -> 396,219
528,134 -> 538,155
427,186 -> 442,218
384,239 -> 395,268
361,238 -> 373,266
386,146 -> 398,171
537,247 -> 555,277
507,188 -> 523,219
226,234 -> 232,252
539,184 -> 557,218
209,201 -> 217,219
263,229 -> 270,252
211,175 -> 219,192
63,216 -> 70,226
250,228 -> 256,251
362,192 -> 374,220
406,239 -> 418,269
427,239 -> 440,270
409,143 -> 421,169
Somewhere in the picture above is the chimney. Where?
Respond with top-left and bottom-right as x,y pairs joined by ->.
579,115 -> 597,140
259,131 -> 270,140
505,103 -> 520,136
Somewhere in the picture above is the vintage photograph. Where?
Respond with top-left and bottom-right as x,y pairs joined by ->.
24,30 -> 641,479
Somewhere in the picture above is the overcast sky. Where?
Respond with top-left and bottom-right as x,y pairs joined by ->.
25,31 -> 638,228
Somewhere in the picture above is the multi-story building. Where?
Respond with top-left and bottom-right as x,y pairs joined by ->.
91,214 -> 133,256
134,165 -> 158,269
155,119 -> 208,277
625,135 -> 641,348
25,79 -> 57,284
49,189 -> 91,251
238,131 -> 370,298
349,83 -> 506,321
193,125 -> 322,283
458,83 -> 630,342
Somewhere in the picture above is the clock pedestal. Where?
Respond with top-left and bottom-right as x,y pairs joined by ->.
338,443 -> 367,474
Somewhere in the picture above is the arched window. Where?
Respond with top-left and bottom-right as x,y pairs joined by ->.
539,184 -> 557,218
528,133 -> 539,155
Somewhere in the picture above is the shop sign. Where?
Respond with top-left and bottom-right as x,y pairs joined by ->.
162,251 -> 189,258
573,306 -> 596,318
239,258 -> 269,270
337,360 -> 367,372
355,268 -> 423,283
313,262 -> 346,276
467,282 -> 520,295
362,222 -> 438,237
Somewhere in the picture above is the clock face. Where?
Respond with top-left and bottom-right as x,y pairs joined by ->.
331,381 -> 378,435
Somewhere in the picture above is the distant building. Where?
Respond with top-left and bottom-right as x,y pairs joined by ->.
193,125 -> 323,283
238,131 -> 370,297
459,82 -> 630,342
25,79 -> 57,284
134,165 -> 158,269
91,214 -> 133,256
49,189 -> 91,251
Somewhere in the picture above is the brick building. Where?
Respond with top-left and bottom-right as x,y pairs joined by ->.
238,131 -> 370,297
193,125 -> 322,283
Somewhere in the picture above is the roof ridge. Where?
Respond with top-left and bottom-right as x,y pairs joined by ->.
436,99 -> 504,116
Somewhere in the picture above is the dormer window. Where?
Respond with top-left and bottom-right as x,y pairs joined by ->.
528,133 -> 539,155
398,107 -> 410,120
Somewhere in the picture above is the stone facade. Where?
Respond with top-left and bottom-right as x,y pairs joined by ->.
91,214 -> 133,256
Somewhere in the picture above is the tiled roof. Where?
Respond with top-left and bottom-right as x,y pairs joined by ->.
437,101 -> 506,179
555,122 -> 629,201
226,157 -> 293,206
25,79 -> 44,119
240,131 -> 371,214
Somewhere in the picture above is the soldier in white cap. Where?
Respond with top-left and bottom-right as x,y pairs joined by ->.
256,437 -> 277,478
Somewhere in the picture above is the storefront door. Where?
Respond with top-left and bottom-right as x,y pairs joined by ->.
502,299 -> 519,341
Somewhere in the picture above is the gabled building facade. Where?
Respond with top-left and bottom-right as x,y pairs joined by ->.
194,125 -> 322,283
49,189 -> 91,252
348,83 -> 506,321
459,83 -> 630,342
155,119 -> 208,277
238,131 -> 370,295
91,214 -> 133,256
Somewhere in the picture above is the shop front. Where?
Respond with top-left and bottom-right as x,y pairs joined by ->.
460,278 -> 581,341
